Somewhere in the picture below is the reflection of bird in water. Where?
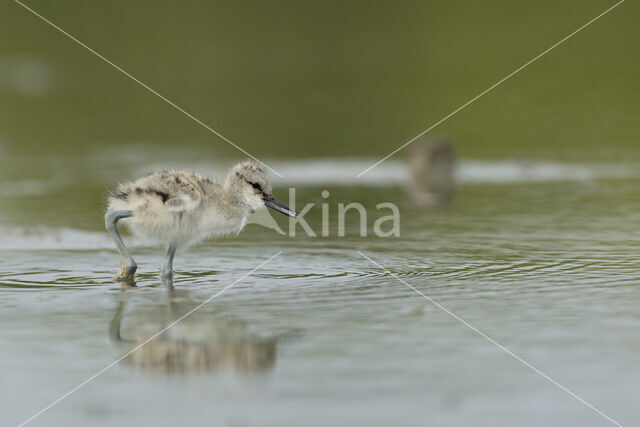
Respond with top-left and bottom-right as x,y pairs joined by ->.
408,137 -> 456,207
105,160 -> 297,286
109,289 -> 298,375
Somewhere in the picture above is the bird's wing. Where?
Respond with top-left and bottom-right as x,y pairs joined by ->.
165,191 -> 201,212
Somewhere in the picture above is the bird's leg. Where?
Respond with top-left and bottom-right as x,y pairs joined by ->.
161,245 -> 177,285
105,210 -> 137,284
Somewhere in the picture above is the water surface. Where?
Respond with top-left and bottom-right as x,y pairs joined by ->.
1,156 -> 638,426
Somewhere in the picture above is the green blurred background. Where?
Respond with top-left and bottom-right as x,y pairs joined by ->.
1,0 -> 637,161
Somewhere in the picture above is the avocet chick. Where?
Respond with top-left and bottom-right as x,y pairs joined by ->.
105,160 -> 297,284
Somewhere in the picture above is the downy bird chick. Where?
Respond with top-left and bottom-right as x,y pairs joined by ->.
105,160 -> 296,284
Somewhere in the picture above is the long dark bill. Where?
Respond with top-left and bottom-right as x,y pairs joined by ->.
263,194 -> 298,218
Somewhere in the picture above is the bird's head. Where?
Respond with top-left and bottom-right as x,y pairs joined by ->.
226,160 -> 298,218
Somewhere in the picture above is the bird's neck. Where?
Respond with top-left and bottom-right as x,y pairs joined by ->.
217,183 -> 249,218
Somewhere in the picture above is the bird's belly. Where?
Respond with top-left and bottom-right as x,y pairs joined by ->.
200,212 -> 246,238
124,207 -> 246,248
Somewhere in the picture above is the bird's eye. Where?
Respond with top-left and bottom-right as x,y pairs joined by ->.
251,182 -> 261,190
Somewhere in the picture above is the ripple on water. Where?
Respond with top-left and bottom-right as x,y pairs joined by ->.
0,226 -> 146,251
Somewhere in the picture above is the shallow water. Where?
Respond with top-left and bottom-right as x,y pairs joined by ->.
1,156 -> 639,426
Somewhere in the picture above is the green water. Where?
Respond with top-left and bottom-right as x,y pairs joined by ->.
1,154 -> 639,425
1,1 -> 639,426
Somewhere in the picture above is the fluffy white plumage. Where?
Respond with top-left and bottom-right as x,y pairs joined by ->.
105,160 -> 296,284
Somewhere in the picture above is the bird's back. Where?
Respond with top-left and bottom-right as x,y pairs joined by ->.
109,170 -> 215,207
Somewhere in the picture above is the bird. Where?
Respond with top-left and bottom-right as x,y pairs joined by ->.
105,160 -> 297,285
408,137 -> 456,207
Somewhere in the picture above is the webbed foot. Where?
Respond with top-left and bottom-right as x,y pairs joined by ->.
114,260 -> 137,286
